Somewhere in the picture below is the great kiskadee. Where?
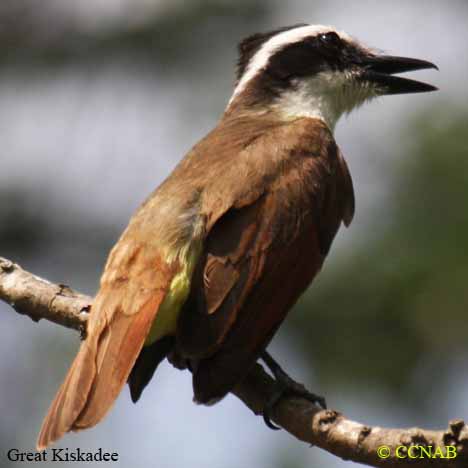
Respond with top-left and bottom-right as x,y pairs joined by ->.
37,24 -> 437,449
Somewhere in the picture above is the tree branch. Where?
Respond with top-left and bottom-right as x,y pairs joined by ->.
1,255 -> 467,467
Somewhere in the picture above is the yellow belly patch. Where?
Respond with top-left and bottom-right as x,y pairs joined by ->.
144,244 -> 200,346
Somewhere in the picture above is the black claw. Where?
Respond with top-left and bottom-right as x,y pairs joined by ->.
263,412 -> 281,430
316,395 -> 327,410
260,351 -> 326,431
263,387 -> 284,430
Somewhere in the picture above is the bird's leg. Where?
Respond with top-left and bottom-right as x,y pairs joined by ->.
260,350 -> 326,430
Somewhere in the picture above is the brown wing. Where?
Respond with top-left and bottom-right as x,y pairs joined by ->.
176,120 -> 355,403
37,231 -> 177,450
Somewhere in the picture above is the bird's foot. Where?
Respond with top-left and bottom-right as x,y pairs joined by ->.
261,351 -> 326,430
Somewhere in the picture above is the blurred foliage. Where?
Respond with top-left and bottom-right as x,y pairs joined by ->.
0,186 -> 118,289
0,189 -> 50,257
0,0 -> 269,66
291,108 -> 468,403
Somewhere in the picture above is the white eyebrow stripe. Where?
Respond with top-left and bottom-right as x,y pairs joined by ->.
227,24 -> 352,106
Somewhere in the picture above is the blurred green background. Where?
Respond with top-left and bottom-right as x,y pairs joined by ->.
1,1 -> 467,467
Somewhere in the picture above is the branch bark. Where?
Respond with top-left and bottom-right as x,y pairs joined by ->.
1,255 -> 467,467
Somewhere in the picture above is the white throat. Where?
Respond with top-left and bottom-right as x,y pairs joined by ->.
272,71 -> 378,131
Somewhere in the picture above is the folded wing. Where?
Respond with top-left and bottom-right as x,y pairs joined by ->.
176,118 -> 355,403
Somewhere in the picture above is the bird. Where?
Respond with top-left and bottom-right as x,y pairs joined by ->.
37,23 -> 437,449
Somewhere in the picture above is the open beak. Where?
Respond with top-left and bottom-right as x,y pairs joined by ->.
359,55 -> 438,94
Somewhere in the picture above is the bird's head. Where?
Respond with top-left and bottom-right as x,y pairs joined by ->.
227,24 -> 438,130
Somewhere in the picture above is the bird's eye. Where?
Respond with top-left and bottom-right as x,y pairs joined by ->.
319,32 -> 341,46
